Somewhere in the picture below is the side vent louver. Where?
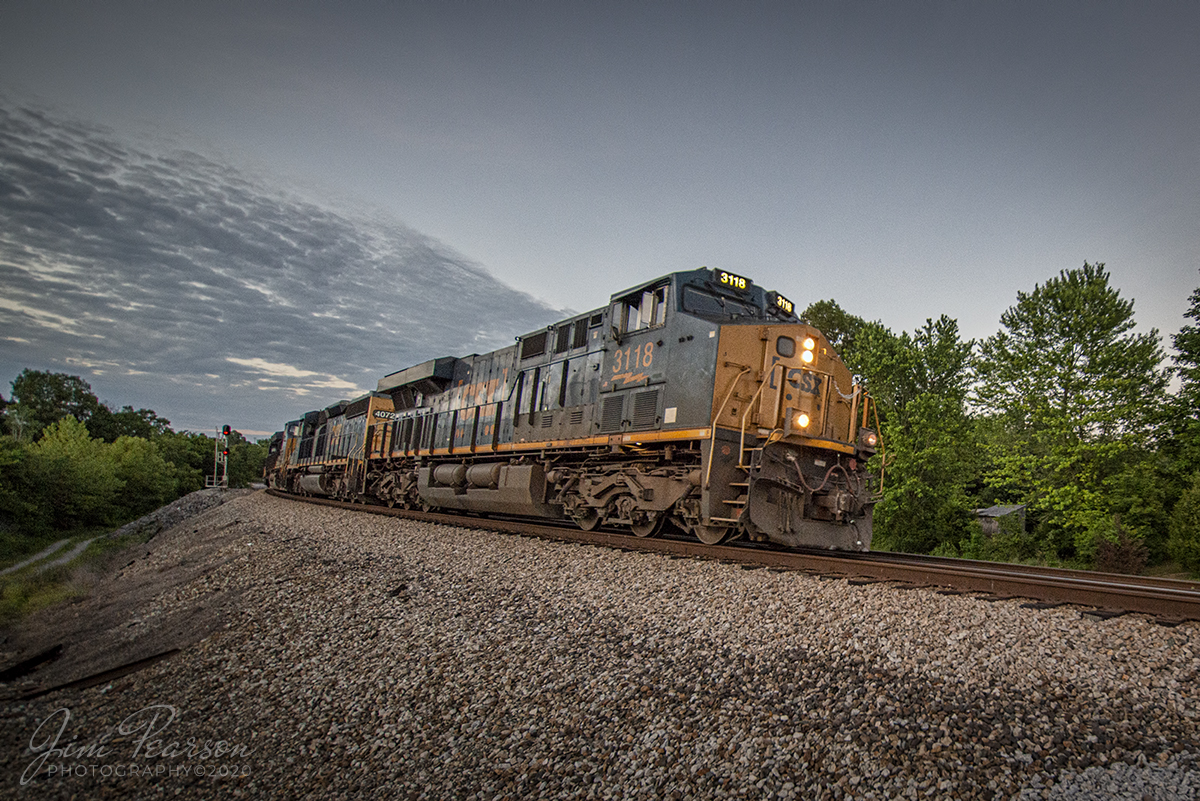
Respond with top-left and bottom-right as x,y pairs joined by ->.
631,389 -> 659,429
520,331 -> 547,360
599,396 -> 624,433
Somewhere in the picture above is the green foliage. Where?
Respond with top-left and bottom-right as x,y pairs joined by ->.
226,431 -> 268,488
155,430 -> 211,494
0,525 -> 158,624
8,370 -> 104,442
1168,474 -> 1200,575
871,392 -> 978,554
2,416 -> 188,539
0,435 -> 44,538
958,514 -> 1044,563
0,561 -> 85,626
1092,515 -> 1150,575
27,417 -> 124,529
1161,278 -> 1200,470
800,299 -> 867,356
110,436 -> 176,518
974,263 -> 1169,564
88,405 -> 173,443
851,316 -> 980,554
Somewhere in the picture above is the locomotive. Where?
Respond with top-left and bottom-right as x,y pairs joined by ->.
264,267 -> 878,550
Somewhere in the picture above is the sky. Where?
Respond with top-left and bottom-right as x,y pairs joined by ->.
1,1 -> 1197,437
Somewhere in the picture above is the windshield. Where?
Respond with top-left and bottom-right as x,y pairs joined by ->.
681,285 -> 758,320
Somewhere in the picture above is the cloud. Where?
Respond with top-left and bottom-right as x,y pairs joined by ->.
0,97 -> 566,433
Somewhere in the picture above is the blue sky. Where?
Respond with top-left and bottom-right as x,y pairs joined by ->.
1,1 -> 1197,435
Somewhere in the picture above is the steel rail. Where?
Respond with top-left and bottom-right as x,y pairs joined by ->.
265,490 -> 1200,623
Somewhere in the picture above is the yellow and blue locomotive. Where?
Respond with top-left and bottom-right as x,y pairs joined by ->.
264,267 -> 877,550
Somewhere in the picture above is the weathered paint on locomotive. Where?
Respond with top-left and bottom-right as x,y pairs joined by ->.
265,267 -> 877,550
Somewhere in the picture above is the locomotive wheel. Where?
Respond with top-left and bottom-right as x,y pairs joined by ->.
693,524 -> 731,545
573,509 -> 602,531
630,511 -> 665,538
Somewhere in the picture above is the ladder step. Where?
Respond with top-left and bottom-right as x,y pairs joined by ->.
708,516 -> 741,524
730,482 -> 749,488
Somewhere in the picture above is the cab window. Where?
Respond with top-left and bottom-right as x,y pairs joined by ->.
613,284 -> 669,334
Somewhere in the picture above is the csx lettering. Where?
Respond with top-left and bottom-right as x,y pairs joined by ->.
786,368 -> 822,394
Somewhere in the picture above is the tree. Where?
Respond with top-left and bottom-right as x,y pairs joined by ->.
8,370 -> 103,441
156,430 -> 210,495
109,436 -> 176,518
973,263 -> 1169,562
225,429 -> 268,488
88,404 -> 173,443
1167,473 -> 1200,575
801,299 -> 868,356
0,435 -> 43,535
853,316 -> 980,553
26,417 -> 122,529
1162,278 -> 1200,470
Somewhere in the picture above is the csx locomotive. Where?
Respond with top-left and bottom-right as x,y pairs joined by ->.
264,267 -> 878,550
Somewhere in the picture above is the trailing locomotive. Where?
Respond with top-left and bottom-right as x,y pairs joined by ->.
264,267 -> 878,550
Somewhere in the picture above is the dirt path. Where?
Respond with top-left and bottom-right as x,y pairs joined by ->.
0,538 -> 72,576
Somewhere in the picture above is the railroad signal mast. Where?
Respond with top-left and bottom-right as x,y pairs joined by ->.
208,424 -> 231,488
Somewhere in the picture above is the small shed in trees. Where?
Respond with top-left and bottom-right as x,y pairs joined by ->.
975,504 -> 1027,536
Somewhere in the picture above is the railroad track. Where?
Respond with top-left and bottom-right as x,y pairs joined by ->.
267,490 -> 1200,625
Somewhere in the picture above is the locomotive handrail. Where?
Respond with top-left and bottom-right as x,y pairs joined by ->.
738,362 -> 785,469
704,366 -> 751,489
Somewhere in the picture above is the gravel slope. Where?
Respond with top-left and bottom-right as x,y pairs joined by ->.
0,492 -> 1196,799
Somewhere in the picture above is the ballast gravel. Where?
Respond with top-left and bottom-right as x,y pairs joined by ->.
0,491 -> 1197,799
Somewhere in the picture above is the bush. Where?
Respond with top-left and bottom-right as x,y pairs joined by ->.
959,514 -> 1044,563
1167,473 -> 1200,574
1093,516 -> 1150,575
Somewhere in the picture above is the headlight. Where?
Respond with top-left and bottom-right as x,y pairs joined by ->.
795,413 -> 810,428
857,428 -> 878,451
801,350 -> 814,364
803,337 -> 816,350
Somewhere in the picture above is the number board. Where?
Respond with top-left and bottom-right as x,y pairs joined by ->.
767,291 -> 795,316
712,269 -> 752,293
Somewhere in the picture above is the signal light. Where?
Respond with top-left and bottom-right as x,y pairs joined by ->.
222,425 -> 232,436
